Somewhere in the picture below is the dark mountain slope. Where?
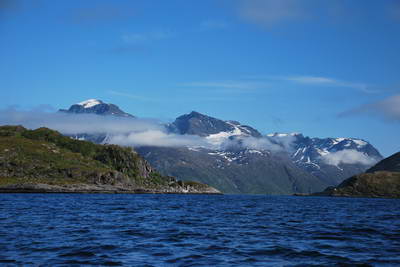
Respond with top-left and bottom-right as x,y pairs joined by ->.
137,146 -> 328,195
367,152 -> 400,173
168,111 -> 262,137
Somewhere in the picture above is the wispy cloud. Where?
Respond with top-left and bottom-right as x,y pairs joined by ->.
69,4 -> 135,24
179,75 -> 377,94
280,75 -> 375,93
244,75 -> 377,93
200,19 -> 229,30
283,76 -> 342,85
122,30 -> 174,44
236,0 -> 311,27
108,90 -> 157,102
180,81 -> 270,90
235,0 -> 397,28
106,30 -> 173,54
340,94 -> 400,122
106,45 -> 149,55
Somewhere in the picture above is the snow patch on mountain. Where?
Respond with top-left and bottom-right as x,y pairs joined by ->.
77,99 -> 102,108
353,139 -> 368,147
267,133 -> 381,169
205,122 -> 244,146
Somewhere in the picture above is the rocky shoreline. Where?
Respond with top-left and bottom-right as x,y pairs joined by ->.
0,182 -> 222,194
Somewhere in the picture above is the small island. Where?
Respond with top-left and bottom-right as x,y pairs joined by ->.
313,152 -> 400,198
0,126 -> 220,194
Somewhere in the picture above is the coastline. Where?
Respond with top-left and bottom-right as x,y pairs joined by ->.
0,183 -> 222,195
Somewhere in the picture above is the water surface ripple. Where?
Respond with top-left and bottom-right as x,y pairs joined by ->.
1,194 -> 399,266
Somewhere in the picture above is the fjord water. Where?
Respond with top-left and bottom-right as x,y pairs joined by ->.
1,194 -> 399,266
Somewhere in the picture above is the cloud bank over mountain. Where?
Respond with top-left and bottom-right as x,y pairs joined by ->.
0,107 -> 382,167
0,108 -> 207,148
0,107 -> 297,153
320,150 -> 378,166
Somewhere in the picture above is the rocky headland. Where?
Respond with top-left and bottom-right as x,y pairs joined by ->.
0,125 -> 220,194
312,152 -> 400,198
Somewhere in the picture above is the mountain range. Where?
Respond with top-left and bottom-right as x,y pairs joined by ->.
57,99 -> 383,194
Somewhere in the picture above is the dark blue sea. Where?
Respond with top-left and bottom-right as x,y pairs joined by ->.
1,194 -> 400,266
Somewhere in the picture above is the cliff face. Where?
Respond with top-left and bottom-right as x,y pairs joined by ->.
0,126 -> 220,194
314,152 -> 400,198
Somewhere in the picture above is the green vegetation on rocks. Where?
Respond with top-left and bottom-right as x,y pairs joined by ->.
0,125 -> 220,194
314,152 -> 400,198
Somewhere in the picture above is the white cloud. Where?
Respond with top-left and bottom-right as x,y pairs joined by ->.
108,131 -> 208,148
266,134 -> 297,152
341,94 -> 400,122
321,150 -> 378,166
0,107 -> 298,152
241,136 -> 287,152
0,108 -> 162,135
220,134 -> 296,153
0,108 -> 229,149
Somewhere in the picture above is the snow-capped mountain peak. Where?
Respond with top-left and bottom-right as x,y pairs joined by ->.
77,99 -> 103,108
59,99 -> 134,117
331,138 -> 367,148
168,111 -> 261,139
205,121 -> 252,146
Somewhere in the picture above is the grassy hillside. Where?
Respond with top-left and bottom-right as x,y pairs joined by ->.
0,125 -> 219,193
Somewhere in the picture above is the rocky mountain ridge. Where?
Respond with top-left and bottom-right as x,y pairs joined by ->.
52,100 -> 384,194
59,99 -> 134,117
267,133 -> 382,185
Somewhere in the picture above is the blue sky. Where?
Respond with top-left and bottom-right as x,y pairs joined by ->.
0,0 -> 399,156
